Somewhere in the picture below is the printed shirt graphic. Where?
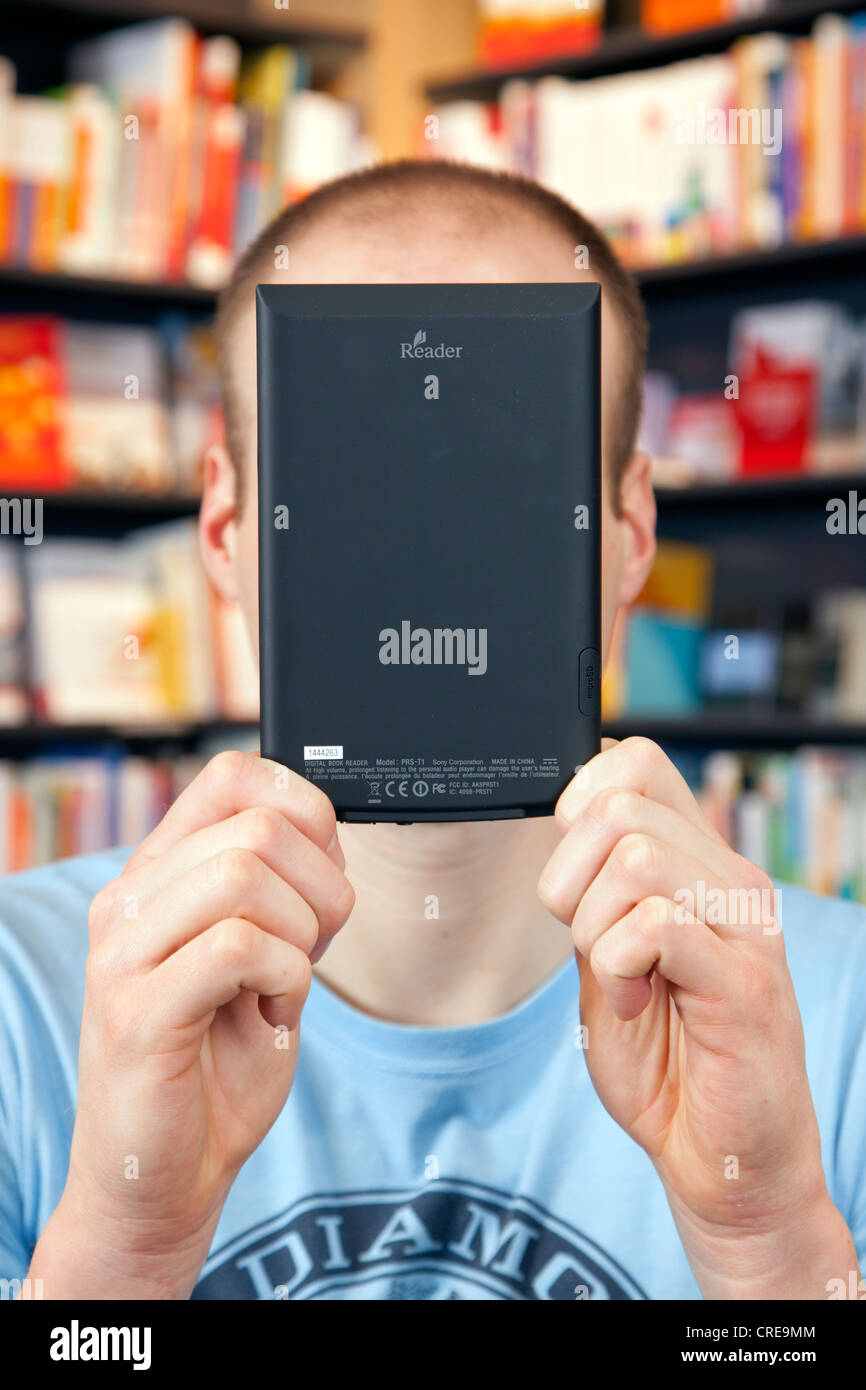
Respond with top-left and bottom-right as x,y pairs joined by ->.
192,1182 -> 646,1301
1,846 -> 866,1301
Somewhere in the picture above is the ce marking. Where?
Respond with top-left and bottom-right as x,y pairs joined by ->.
385,780 -> 410,798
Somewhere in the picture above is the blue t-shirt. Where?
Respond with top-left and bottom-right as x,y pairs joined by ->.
1,845 -> 865,1301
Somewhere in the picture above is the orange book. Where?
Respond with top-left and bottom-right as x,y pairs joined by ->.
793,39 -> 816,241
10,782 -> 33,874
63,116 -> 89,242
636,540 -> 714,619
0,174 -> 11,261
843,29 -> 860,235
30,182 -> 63,267
480,4 -> 602,68
641,0 -> 726,34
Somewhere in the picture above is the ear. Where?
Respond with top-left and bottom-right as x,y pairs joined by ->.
198,441 -> 241,603
615,449 -> 657,607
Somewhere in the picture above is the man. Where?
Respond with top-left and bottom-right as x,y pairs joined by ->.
3,160 -> 865,1301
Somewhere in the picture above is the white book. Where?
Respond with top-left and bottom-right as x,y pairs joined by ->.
58,85 -> 121,274
6,95 -> 70,191
436,100 -> 508,169
280,90 -> 360,202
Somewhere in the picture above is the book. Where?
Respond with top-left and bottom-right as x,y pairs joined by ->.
21,520 -> 256,726
478,1 -> 604,69
613,541 -> 715,717
435,11 -> 866,268
62,321 -> 173,493
26,539 -> 166,723
185,36 -> 244,286
0,317 -> 71,491
0,312 -> 234,496
0,541 -> 28,726
0,20 -> 363,285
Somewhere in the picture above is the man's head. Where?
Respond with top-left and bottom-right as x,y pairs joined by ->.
201,158 -> 656,664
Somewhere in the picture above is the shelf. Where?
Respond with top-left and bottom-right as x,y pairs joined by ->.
0,717 -> 861,755
633,234 -> 866,291
3,230 -> 865,313
3,472 -> 862,527
0,719 -> 258,755
0,490 -> 201,533
653,472 -> 866,509
426,0 -> 866,100
0,264 -> 217,311
603,716 -> 866,749
0,0 -> 368,50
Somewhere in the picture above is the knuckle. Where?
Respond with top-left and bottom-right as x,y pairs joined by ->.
88,879 -> 121,934
84,939 -> 114,992
621,735 -> 660,768
571,918 -> 592,958
210,917 -> 257,970
233,805 -> 283,856
588,932 -> 615,977
634,895 -> 671,937
292,948 -> 313,1000
215,846 -> 261,898
612,831 -> 655,877
272,945 -> 312,1018
205,749 -> 250,795
294,899 -> 320,954
590,786 -> 639,831
335,876 -> 355,922
745,860 -> 775,897
300,782 -> 336,847
537,871 -> 568,921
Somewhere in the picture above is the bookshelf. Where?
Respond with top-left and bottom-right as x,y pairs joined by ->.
0,1 -> 865,890
1,716 -> 864,759
1,0 -> 368,44
604,716 -> 866,750
0,719 -> 258,756
634,234 -> 866,291
655,473 -> 866,510
0,0 -> 368,83
6,467 -> 866,525
3,227 -> 864,310
0,264 -> 217,308
426,0 -> 866,99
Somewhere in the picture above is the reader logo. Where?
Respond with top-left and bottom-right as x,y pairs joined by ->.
379,620 -> 487,675
400,328 -> 463,360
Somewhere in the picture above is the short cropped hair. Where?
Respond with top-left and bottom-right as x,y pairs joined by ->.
214,158 -> 648,515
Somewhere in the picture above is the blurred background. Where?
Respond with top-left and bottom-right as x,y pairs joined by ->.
0,0 -> 864,902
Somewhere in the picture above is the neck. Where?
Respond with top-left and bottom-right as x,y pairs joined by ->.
313,816 -> 572,1026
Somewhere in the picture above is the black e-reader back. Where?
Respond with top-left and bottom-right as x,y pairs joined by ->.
257,282 -> 601,822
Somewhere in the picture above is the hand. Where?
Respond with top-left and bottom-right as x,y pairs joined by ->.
537,737 -> 859,1299
29,751 -> 354,1300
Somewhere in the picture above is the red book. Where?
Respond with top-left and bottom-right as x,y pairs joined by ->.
185,102 -> 244,287
733,347 -> 816,476
0,317 -> 71,490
